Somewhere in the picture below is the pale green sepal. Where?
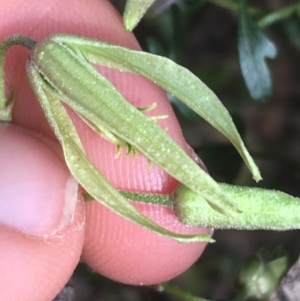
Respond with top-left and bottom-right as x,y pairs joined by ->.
175,183 -> 300,230
55,34 -> 261,182
26,62 -> 213,244
123,0 -> 157,31
31,37 -> 239,217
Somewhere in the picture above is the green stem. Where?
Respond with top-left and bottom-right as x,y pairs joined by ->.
120,191 -> 171,205
208,1 -> 299,29
85,181 -> 300,231
160,283 -> 213,301
258,3 -> 300,28
0,35 -> 36,122
84,190 -> 171,206
208,0 -> 262,17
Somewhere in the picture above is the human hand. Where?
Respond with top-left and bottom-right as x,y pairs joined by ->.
0,0 -> 209,300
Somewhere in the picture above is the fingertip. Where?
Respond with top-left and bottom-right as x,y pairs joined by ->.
0,200 -> 85,301
82,201 -> 208,285
0,123 -> 85,300
0,123 -> 78,236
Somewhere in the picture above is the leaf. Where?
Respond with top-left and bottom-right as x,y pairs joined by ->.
56,34 -> 262,182
238,0 -> 277,102
26,61 -> 213,244
160,282 -> 211,301
123,0 -> 157,31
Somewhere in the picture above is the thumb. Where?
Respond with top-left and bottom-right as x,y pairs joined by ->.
0,123 -> 85,301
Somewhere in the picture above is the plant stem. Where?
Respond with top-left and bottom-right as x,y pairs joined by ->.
120,191 -> 171,205
0,35 -> 36,121
84,191 -> 171,206
208,1 -> 300,29
86,181 -> 300,231
258,3 -> 300,28
208,0 -> 262,17
160,283 -> 212,301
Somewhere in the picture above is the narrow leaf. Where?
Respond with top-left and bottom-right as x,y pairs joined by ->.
27,60 -> 213,244
161,283 -> 212,301
123,0 -> 157,31
55,34 -> 262,182
238,0 -> 277,101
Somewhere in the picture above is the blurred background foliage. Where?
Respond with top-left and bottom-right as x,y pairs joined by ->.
61,1 -> 300,300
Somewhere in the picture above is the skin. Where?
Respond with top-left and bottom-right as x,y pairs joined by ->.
0,0 -> 210,300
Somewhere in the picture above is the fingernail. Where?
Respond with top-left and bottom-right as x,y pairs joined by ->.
0,124 -> 78,236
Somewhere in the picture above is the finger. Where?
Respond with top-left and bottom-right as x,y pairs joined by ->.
0,0 -> 210,286
0,124 -> 85,301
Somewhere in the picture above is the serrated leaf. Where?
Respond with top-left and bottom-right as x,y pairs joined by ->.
123,0 -> 157,31
238,0 -> 277,102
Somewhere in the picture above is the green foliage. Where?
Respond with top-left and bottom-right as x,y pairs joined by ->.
161,282 -> 211,301
238,0 -> 277,102
237,248 -> 288,301
124,0 -> 157,31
